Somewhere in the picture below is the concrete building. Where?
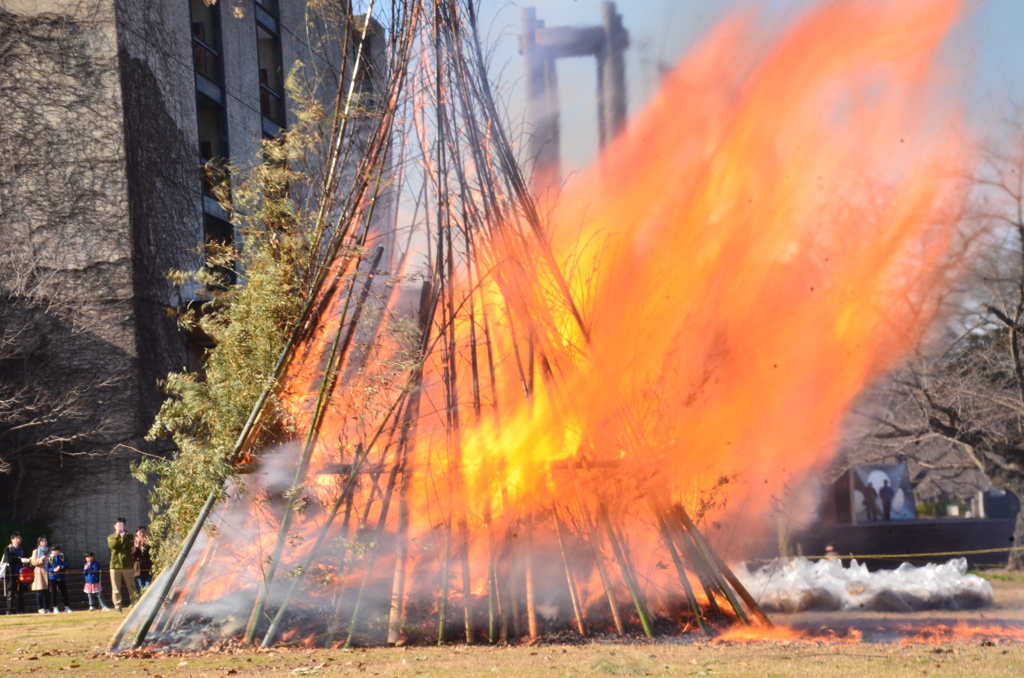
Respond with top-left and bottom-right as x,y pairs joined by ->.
0,0 -> 364,558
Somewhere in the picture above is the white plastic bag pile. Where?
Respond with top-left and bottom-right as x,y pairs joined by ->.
734,557 -> 993,613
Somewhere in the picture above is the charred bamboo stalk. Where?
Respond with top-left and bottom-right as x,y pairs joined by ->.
503,488 -> 520,639
343,454 -> 404,647
553,509 -> 587,636
330,473 -> 360,614
245,246 -> 385,645
689,541 -> 727,621
438,520 -> 453,645
597,504 -> 653,638
128,491 -> 217,649
565,466 -> 625,635
706,545 -> 773,628
677,505 -> 772,627
484,505 -> 498,643
258,384 -> 411,647
666,513 -> 725,622
507,533 -> 521,638
524,513 -> 539,639
155,590 -> 184,635
673,505 -> 749,626
387,492 -> 410,644
459,516 -> 475,643
387,281 -> 432,644
651,503 -> 708,636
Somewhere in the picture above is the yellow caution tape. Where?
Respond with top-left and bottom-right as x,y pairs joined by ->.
758,545 -> 1024,562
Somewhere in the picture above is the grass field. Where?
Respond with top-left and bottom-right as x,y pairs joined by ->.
3,581 -> 1024,677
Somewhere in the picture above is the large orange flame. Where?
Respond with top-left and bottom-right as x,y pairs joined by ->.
154,0 -> 976,646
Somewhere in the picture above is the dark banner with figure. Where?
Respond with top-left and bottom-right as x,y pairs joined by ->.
851,464 -> 916,524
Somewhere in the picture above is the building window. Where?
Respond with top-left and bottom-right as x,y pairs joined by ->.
255,0 -> 279,17
255,2 -> 285,135
189,0 -> 233,263
190,0 -> 222,84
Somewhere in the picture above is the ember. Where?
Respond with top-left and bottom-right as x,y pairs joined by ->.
113,0 -> 974,651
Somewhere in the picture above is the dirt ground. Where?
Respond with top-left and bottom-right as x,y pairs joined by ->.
1,579 -> 1023,677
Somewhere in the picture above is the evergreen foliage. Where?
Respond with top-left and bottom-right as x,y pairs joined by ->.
135,123 -> 314,572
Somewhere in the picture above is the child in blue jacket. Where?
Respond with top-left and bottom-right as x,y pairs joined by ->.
47,545 -> 71,613
83,552 -> 110,611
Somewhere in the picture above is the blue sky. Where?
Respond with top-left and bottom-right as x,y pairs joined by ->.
476,0 -> 1024,175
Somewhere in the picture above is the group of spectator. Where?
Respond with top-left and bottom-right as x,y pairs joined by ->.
1,518 -> 153,615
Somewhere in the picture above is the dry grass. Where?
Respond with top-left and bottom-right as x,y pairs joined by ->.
2,582 -> 1024,677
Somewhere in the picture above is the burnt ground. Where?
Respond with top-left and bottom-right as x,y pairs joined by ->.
0,576 -> 1023,676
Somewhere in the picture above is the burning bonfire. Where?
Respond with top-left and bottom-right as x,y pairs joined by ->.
112,0 -> 995,650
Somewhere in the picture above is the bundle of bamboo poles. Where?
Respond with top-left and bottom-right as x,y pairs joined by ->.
110,0 -> 774,651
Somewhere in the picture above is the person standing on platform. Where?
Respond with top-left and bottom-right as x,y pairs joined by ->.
879,479 -> 896,521
107,518 -> 136,612
863,482 -> 880,522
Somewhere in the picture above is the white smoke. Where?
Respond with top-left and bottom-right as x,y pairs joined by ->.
736,557 -> 993,613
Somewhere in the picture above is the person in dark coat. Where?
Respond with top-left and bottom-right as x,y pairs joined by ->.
863,482 -> 880,522
879,479 -> 896,521
2,532 -> 28,615
132,526 -> 153,591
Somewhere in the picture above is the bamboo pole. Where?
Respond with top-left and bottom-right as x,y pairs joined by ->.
330,472 -> 359,615
524,513 -> 539,639
503,489 -> 520,640
673,505 -> 749,626
125,232 -> 364,648
687,511 -> 773,628
386,489 -> 410,644
128,492 -> 217,649
259,387 -> 410,647
244,245 -> 385,644
387,281 -> 432,644
666,513 -> 725,623
437,520 -> 452,645
553,510 -> 586,636
651,503 -> 707,636
343,455 -> 404,647
597,504 -> 653,638
459,517 -> 475,643
564,467 -> 624,635
484,505 -> 498,643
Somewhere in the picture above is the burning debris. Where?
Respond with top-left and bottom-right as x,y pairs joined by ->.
112,0 -> 974,652
736,558 -> 993,614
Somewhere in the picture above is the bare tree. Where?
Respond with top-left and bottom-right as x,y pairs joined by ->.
852,119 -> 1024,568
0,4 -> 137,522
0,254 -> 129,518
